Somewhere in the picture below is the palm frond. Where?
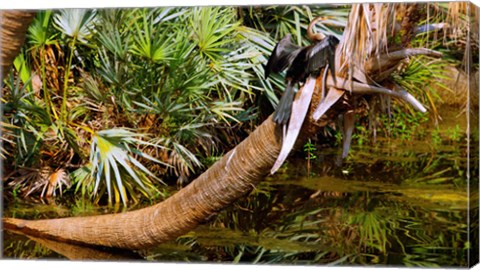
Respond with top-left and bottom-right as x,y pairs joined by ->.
88,129 -> 168,205
130,9 -> 176,63
190,7 -> 239,63
5,166 -> 71,198
53,9 -> 97,43
27,10 -> 57,48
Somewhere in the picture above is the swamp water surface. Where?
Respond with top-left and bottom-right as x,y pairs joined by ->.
2,108 -> 478,267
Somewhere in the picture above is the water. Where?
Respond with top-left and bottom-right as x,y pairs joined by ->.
2,114 -> 478,267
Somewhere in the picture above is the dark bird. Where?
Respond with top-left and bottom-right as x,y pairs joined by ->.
266,17 -> 341,174
264,34 -> 301,79
264,33 -> 339,125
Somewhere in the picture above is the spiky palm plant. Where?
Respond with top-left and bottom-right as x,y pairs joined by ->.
88,7 -> 278,186
2,70 -> 47,168
2,72 -> 71,198
72,129 -> 170,205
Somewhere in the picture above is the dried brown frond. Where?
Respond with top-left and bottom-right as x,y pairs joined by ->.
336,4 -> 403,83
30,43 -> 65,93
5,166 -> 71,198
446,2 -> 479,69
168,150 -> 191,179
0,122 -> 17,161
6,166 -> 49,197
45,168 -> 71,197
447,2 -> 478,33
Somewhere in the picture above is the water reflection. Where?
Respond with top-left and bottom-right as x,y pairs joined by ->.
3,231 -> 141,260
3,134 -> 477,267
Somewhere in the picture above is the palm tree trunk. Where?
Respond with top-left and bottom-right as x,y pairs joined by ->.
4,78 -> 331,249
0,10 -> 36,80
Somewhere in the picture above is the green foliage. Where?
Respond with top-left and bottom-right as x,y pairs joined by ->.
28,10 -> 57,48
303,140 -> 317,159
191,7 -> 238,62
12,52 -> 32,92
446,125 -> 463,142
130,10 -> 176,63
89,7 -> 279,184
74,129 -> 169,206
379,109 -> 429,141
392,55 -> 452,122
26,11 -> 58,123
4,6 -> 283,204
431,128 -> 442,145
54,10 -> 95,123
350,125 -> 368,146
53,9 -> 97,43
240,5 -> 348,45
4,6 -> 352,199
303,139 -> 317,177
2,71 -> 47,167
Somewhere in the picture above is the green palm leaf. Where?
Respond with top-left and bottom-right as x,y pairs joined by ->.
87,129 -> 169,205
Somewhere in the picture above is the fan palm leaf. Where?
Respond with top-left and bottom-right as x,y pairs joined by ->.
88,129 -> 170,205
53,9 -> 97,43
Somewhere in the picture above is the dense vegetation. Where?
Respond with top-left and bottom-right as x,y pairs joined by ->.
2,6 -> 345,204
2,4 -> 476,204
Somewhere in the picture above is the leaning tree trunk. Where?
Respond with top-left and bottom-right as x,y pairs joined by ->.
4,78 -> 332,249
4,4 -> 429,250
0,10 -> 36,80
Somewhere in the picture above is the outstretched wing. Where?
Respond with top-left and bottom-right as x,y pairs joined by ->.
264,34 -> 301,79
306,35 -> 339,80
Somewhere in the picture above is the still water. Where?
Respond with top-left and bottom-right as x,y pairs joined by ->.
2,115 -> 478,267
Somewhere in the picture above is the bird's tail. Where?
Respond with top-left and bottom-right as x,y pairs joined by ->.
273,80 -> 295,125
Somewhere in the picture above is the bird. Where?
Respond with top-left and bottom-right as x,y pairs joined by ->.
264,31 -> 339,126
265,17 -> 341,174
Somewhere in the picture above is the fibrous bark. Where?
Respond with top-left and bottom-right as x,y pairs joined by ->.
4,77 -> 332,249
0,10 -> 36,80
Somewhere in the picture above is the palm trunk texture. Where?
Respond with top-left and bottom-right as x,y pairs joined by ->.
3,5 -> 425,250
4,82 -> 331,249
0,10 -> 36,80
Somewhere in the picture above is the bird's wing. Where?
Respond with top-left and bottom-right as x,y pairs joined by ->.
306,35 -> 339,77
273,80 -> 295,125
264,34 -> 301,78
